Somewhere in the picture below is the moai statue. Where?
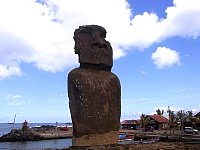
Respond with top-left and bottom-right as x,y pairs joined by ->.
68,25 -> 121,146
22,120 -> 29,132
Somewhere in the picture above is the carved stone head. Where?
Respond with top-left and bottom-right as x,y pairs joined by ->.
74,25 -> 113,68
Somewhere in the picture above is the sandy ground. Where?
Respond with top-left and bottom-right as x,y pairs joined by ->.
65,142 -> 200,150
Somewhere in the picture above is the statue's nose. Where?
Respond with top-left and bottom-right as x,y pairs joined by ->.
92,41 -> 107,48
91,33 -> 107,48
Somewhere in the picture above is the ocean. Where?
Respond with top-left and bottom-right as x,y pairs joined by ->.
0,123 -> 72,150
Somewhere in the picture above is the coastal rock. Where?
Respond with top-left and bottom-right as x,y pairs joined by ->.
0,129 -> 43,142
68,25 -> 121,146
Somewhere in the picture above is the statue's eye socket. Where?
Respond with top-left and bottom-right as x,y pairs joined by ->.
92,35 -> 95,40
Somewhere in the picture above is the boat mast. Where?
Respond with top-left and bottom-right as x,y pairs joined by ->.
13,114 -> 16,128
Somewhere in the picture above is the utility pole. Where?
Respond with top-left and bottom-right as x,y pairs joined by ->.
168,106 -> 171,133
181,110 -> 184,132
56,121 -> 58,135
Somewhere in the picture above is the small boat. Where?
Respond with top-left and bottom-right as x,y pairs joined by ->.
119,133 -> 135,140
30,125 -> 41,128
58,126 -> 68,131
119,135 -> 159,145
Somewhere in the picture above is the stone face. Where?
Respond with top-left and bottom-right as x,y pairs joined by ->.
73,25 -> 113,68
68,25 -> 121,146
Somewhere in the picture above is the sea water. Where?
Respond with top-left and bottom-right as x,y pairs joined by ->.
0,123 -> 72,150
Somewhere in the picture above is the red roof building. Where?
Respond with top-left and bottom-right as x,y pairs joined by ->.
120,120 -> 139,130
147,115 -> 169,130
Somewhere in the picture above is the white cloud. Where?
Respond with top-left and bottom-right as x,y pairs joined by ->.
163,0 -> 200,38
153,106 -> 200,116
0,0 -> 200,78
0,0 -> 77,75
141,70 -> 147,75
0,65 -> 22,80
8,95 -> 24,106
192,108 -> 200,115
152,47 -> 180,69
121,111 -> 142,120
154,106 -> 179,112
152,106 -> 181,116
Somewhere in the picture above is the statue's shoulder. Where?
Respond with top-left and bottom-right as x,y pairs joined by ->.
110,72 -> 120,80
68,68 -> 80,78
68,68 -> 80,74
109,72 -> 121,86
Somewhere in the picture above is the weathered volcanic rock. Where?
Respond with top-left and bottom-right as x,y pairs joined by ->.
68,25 -> 121,146
0,129 -> 43,142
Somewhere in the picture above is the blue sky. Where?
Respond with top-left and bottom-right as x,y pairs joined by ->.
0,0 -> 200,123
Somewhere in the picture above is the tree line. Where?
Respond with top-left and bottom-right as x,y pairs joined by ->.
140,109 -> 200,132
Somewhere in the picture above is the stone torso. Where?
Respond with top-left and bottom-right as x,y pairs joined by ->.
68,68 -> 121,137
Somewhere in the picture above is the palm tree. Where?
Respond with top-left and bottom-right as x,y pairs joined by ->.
169,111 -> 177,133
140,114 -> 150,128
184,111 -> 193,127
185,111 -> 200,128
187,111 -> 193,118
167,109 -> 176,133
156,109 -> 164,115
176,110 -> 186,131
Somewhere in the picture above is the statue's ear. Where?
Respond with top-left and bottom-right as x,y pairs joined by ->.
74,36 -> 79,54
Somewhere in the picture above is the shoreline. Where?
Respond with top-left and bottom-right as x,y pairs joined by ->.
1,128 -> 200,150
2,128 -> 200,142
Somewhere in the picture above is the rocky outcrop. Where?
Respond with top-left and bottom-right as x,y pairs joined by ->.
0,129 -> 43,142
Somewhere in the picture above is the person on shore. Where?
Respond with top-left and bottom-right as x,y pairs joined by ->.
22,120 -> 29,131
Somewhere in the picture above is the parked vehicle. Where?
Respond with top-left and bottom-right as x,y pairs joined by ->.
142,126 -> 154,132
184,127 -> 198,134
58,126 -> 68,131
